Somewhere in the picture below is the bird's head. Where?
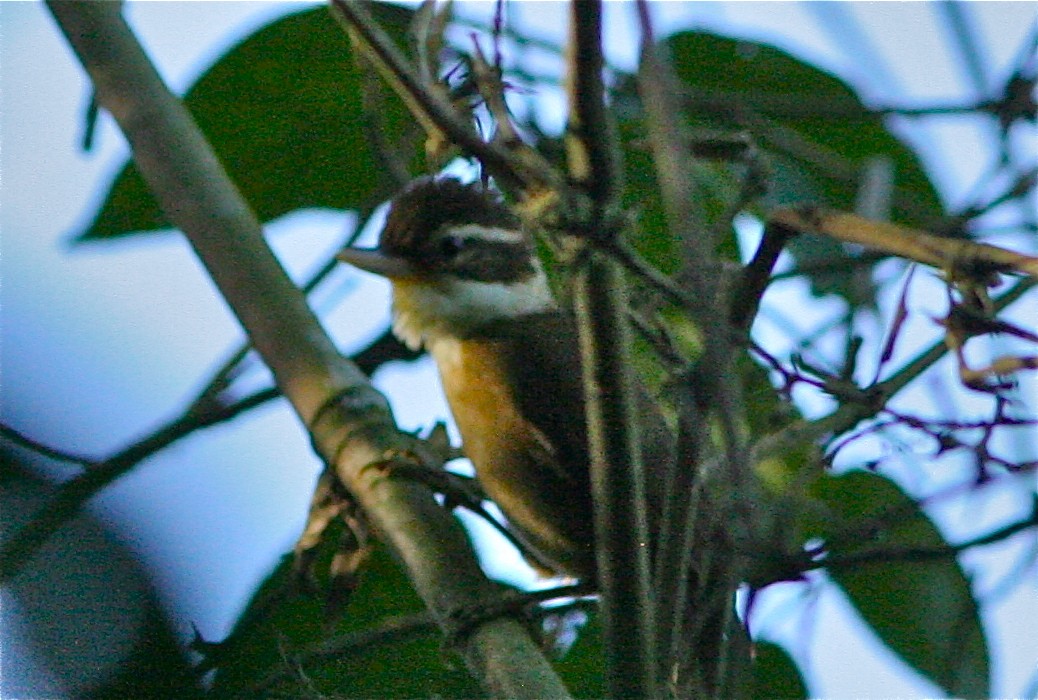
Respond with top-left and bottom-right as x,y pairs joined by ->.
338,178 -> 556,350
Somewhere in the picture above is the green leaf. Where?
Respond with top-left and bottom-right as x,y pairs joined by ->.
553,609 -> 605,698
86,601 -> 204,700
665,32 -> 943,223
751,640 -> 809,700
80,4 -> 421,241
209,541 -> 482,698
617,31 -> 944,307
809,471 -> 990,698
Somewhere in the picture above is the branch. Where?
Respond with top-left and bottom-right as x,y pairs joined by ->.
728,220 -> 798,331
0,206 -> 406,576
635,4 -> 754,695
742,495 -> 1038,585
565,2 -> 619,204
246,581 -> 596,696
751,277 -> 1036,463
0,399 -> 259,582
562,2 -> 657,698
327,0 -> 557,196
634,1 -> 717,304
771,206 -> 1038,280
246,612 -> 439,697
0,327 -> 416,583
831,509 -> 1038,568
44,4 -> 570,697
0,424 -> 93,467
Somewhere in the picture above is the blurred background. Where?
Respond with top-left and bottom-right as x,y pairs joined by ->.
2,1 -> 1035,697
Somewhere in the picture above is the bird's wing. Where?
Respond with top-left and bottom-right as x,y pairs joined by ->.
483,311 -> 591,485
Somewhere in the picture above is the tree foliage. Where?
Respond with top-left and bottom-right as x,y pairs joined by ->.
4,2 -> 1036,698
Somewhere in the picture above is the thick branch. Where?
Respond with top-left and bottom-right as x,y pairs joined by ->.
45,4 -> 569,697
564,2 -> 656,698
566,1 -> 619,204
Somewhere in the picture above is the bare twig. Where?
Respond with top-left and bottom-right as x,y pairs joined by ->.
0,392 -> 273,582
467,38 -> 524,150
751,277 -> 1036,463
825,508 -> 1036,568
729,220 -> 798,331
875,266 -> 917,377
244,611 -> 439,696
634,3 -> 754,695
353,47 -> 415,186
245,580 -> 597,697
0,424 -> 94,467
679,85 -> 1006,120
634,2 -> 715,302
0,325 -> 417,584
741,495 -> 1038,583
0,198 -> 407,578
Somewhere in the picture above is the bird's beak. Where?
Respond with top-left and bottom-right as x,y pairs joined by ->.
336,247 -> 419,280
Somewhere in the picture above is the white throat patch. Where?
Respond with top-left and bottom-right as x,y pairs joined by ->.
390,261 -> 557,350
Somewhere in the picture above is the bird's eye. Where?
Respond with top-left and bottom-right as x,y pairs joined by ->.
439,235 -> 466,258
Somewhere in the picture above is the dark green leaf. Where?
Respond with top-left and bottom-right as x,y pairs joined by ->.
809,471 -> 990,698
751,640 -> 808,700
0,452 -> 203,699
86,602 -> 204,700
616,32 -> 945,308
209,541 -> 482,698
80,4 -> 421,241
553,609 -> 605,699
664,32 -> 943,225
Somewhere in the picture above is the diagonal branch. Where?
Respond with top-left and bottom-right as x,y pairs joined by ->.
44,3 -> 570,698
328,0 -> 557,196
0,325 -> 415,584
771,206 -> 1038,280
634,0 -> 718,303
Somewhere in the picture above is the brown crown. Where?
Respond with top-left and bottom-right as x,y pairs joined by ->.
378,178 -> 536,284
381,178 -> 521,254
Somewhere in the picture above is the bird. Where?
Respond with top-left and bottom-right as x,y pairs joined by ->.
337,176 -> 673,580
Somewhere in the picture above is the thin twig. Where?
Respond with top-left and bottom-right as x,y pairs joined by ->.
772,206 -> 1038,279
728,220 -> 798,331
938,2 -> 988,95
634,3 -> 755,695
0,325 -> 419,584
328,0 -> 557,195
1,406 -> 238,581
751,277 -> 1036,463
0,424 -> 94,467
681,85 -> 1000,120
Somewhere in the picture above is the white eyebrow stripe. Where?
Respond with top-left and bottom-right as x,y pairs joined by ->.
445,224 -> 526,244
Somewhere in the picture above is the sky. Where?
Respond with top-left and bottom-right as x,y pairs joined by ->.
1,1 -> 1036,697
